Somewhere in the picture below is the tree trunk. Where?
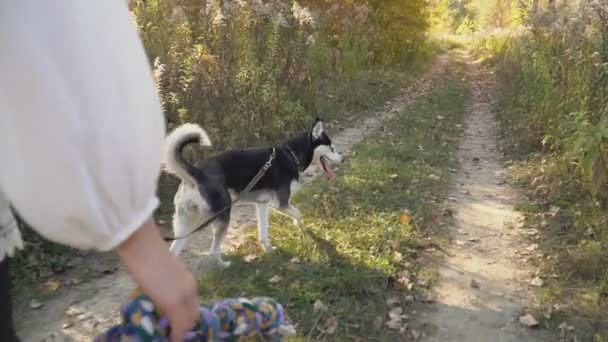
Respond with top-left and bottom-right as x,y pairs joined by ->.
548,0 -> 556,11
532,0 -> 539,16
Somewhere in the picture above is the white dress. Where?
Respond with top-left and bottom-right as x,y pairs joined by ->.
0,1 -> 166,260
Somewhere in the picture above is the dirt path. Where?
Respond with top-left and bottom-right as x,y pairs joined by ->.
15,56 -> 450,342
416,53 -> 554,341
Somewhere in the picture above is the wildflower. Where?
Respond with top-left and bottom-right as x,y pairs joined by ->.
291,1 -> 316,28
205,0 -> 218,15
171,7 -> 187,22
152,57 -> 165,110
272,11 -> 289,28
306,34 -> 317,46
213,8 -> 226,27
327,4 -> 339,16
251,0 -> 271,18
354,4 -> 370,22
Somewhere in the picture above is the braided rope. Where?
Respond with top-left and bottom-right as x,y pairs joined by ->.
96,291 -> 296,341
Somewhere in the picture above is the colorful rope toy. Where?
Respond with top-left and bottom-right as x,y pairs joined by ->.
96,290 -> 296,341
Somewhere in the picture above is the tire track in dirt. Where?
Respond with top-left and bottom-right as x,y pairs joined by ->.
415,51 -> 555,342
16,55 -> 450,342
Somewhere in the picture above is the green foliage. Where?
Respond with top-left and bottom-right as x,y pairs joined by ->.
483,1 -> 608,200
130,0 -> 432,149
430,0 -> 478,34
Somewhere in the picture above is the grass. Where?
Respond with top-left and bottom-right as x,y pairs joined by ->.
197,64 -> 467,340
503,155 -> 608,339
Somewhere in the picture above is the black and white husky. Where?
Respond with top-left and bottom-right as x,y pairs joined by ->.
164,119 -> 343,267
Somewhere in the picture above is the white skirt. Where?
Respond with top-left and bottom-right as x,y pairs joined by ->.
0,190 -> 22,262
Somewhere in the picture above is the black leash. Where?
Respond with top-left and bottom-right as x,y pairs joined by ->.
164,148 -> 276,242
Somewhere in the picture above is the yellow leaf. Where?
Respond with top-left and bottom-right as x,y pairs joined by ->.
400,213 -> 411,225
43,279 -> 61,293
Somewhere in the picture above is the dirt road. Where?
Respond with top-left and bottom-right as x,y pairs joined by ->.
416,52 -> 554,342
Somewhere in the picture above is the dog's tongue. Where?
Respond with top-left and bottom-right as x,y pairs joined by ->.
320,157 -> 334,179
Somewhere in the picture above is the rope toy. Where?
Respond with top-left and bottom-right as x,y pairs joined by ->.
95,290 -> 296,341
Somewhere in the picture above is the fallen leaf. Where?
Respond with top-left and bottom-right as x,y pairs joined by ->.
243,255 -> 257,263
386,296 -> 400,307
29,299 -> 43,309
374,316 -> 383,330
313,299 -> 327,314
386,318 -> 402,330
67,278 -> 82,286
321,316 -> 338,334
290,257 -> 301,264
410,328 -> 421,340
42,279 -> 61,293
66,257 -> 84,268
388,306 -> 404,320
400,213 -> 412,225
530,276 -> 544,287
519,313 -> 539,327
389,174 -> 398,179
470,279 -> 481,289
526,244 -> 539,252
66,307 -> 83,317
269,275 -> 283,284
393,251 -> 404,262
387,240 -> 398,250
62,322 -> 73,329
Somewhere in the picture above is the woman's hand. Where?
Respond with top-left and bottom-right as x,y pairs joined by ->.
117,220 -> 199,342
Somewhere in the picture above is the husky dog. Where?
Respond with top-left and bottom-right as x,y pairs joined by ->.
164,119 -> 343,267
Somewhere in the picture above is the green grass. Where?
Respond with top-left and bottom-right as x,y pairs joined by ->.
197,64 -> 467,340
504,156 -> 608,339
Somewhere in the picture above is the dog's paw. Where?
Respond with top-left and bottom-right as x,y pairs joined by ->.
207,252 -> 231,268
218,260 -> 232,268
293,218 -> 303,227
261,243 -> 277,252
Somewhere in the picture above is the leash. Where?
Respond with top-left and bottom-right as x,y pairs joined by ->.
163,148 -> 276,242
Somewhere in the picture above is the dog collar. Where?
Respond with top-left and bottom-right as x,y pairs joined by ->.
282,145 -> 303,174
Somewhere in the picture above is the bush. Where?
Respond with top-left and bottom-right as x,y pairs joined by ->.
130,0 -> 431,149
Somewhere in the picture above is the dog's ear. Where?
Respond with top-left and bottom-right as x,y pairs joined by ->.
312,120 -> 324,140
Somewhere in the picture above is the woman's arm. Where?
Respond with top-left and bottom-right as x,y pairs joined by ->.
0,1 -> 164,250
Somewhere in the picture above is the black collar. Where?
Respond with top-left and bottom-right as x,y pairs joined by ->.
282,144 -> 303,174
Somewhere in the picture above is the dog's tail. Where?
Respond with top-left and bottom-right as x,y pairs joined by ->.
163,123 -> 212,184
